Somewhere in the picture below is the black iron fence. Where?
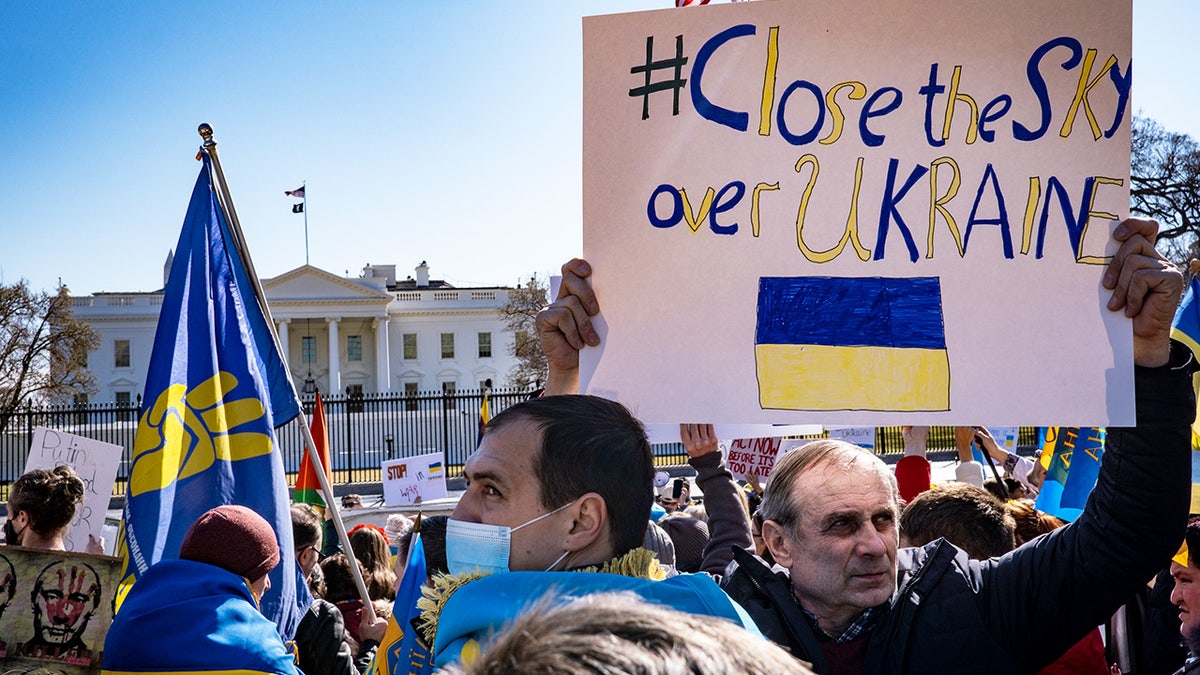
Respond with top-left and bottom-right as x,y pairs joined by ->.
0,391 -> 1040,499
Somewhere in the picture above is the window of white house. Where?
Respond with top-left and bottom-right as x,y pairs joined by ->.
404,382 -> 419,411
442,381 -> 457,409
403,333 -> 417,360
347,335 -> 362,362
303,336 -> 317,364
116,391 -> 133,421
441,333 -> 455,359
114,340 -> 131,368
478,332 -> 492,358
346,383 -> 364,412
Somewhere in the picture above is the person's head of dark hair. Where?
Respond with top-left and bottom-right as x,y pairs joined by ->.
486,395 -> 653,557
982,477 -> 1025,502
290,503 -> 322,550
900,483 -> 1015,560
419,515 -> 450,578
9,466 -> 85,537
349,525 -> 391,574
1187,515 -> 1200,567
1004,498 -> 1066,546
658,513 -> 709,574
349,525 -> 396,601
320,553 -> 361,603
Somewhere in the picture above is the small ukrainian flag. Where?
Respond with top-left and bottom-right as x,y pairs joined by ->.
754,276 -> 950,412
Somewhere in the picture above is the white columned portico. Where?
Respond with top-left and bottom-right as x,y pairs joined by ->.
373,316 -> 391,393
276,319 -> 291,365
326,317 -> 341,393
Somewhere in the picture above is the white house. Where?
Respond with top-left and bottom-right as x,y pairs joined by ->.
70,260 -> 520,404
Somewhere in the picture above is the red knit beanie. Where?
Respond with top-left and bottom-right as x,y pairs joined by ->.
179,505 -> 280,581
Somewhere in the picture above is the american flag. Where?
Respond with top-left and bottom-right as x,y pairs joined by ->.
284,185 -> 305,198
676,0 -> 710,5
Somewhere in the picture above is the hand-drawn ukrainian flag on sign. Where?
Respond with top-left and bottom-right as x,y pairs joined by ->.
755,276 -> 950,411
115,154 -> 306,638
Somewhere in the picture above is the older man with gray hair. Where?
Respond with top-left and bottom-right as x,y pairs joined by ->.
538,218 -> 1195,673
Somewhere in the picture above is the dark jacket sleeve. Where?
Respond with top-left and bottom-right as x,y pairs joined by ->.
353,639 -> 379,674
690,451 -> 753,576
983,342 -> 1196,672
295,598 -> 360,675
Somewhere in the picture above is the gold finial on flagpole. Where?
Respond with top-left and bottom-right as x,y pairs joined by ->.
196,124 -> 215,160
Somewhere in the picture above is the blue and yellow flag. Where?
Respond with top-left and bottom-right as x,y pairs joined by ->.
1034,426 -> 1105,522
368,532 -> 432,675
115,155 -> 308,638
755,276 -> 950,411
1171,274 -> 1200,512
477,391 -> 490,446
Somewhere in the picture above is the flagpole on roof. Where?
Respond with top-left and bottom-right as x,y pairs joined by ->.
303,183 -> 308,266
197,122 -> 377,622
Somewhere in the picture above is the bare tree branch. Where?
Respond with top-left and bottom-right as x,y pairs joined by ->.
0,282 -> 99,436
1131,116 -> 1200,263
499,275 -> 549,391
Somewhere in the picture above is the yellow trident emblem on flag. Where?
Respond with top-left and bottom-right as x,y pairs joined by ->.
128,372 -> 273,497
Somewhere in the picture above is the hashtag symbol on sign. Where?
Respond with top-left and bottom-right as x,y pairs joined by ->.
628,35 -> 688,120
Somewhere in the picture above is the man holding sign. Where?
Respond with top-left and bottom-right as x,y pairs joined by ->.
537,218 -> 1194,672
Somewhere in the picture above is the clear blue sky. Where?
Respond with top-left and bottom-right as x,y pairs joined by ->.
1,1 -> 1195,296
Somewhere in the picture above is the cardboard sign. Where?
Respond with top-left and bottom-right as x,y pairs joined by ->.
582,0 -> 1132,426
24,428 -> 122,553
828,426 -> 876,450
722,436 -> 813,480
382,452 -> 449,507
0,547 -> 120,672
986,426 -> 1021,453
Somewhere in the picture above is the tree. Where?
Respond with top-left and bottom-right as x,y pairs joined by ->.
1131,116 -> 1200,266
500,275 -> 549,391
0,282 -> 99,436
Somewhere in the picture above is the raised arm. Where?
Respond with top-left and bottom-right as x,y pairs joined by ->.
986,218 -> 1191,671
535,259 -> 600,395
681,424 -> 753,576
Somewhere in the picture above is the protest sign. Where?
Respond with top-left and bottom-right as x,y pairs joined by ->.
382,452 -> 448,506
0,547 -> 120,672
581,0 -> 1132,426
24,427 -> 122,552
986,426 -> 1021,453
827,426 -> 876,450
723,436 -> 812,480
725,437 -> 781,479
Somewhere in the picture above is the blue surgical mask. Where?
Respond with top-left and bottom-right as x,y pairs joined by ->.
446,502 -> 573,576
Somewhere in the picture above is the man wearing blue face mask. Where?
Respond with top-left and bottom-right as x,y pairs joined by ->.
415,395 -> 763,670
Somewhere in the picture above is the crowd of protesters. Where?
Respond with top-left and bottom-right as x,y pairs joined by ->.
5,217 -> 1199,675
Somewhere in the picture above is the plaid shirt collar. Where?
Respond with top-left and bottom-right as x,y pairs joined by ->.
800,603 -> 888,643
